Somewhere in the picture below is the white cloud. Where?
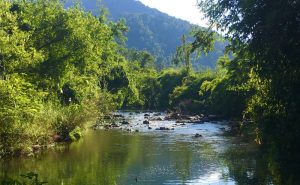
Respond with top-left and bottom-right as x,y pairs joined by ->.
137,0 -> 209,27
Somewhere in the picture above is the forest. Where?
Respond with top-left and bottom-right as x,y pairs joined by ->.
72,0 -> 227,70
0,0 -> 299,185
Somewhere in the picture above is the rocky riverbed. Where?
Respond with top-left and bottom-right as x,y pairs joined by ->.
93,111 -> 230,138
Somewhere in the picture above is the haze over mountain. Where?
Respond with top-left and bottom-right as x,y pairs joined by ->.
66,0 -> 226,69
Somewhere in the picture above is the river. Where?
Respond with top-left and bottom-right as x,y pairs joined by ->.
0,112 -> 274,185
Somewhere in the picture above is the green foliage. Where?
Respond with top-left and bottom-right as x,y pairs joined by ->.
53,101 -> 99,138
108,18 -> 129,46
138,73 -> 161,109
156,68 -> 188,109
105,65 -> 130,93
173,35 -> 193,72
1,172 -> 47,185
198,0 -> 300,183
0,0 -> 131,156
199,76 -> 246,118
197,56 -> 252,118
0,75 -> 48,156
173,28 -> 216,73
69,126 -> 82,141
124,49 -> 155,68
170,70 -> 215,113
190,29 -> 215,54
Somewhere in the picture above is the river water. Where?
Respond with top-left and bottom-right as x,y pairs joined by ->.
0,112 -> 274,185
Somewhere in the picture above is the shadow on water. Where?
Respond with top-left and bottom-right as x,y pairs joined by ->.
220,133 -> 300,185
0,112 -> 298,185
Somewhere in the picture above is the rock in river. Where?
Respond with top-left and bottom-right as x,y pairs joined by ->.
149,117 -> 163,121
121,120 -> 130,125
143,120 -> 150,124
194,133 -> 203,138
113,114 -> 124,118
156,127 -> 170,131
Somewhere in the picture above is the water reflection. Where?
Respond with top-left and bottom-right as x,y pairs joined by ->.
0,129 -> 227,184
0,113 -> 290,185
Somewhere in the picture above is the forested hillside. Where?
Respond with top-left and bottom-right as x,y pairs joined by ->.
66,0 -> 226,69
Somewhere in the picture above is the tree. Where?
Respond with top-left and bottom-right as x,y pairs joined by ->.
174,28 -> 215,73
0,0 -> 129,156
198,0 -> 300,184
174,35 -> 192,72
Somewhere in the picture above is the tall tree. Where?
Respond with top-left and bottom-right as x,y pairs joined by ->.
174,29 -> 215,73
198,0 -> 300,184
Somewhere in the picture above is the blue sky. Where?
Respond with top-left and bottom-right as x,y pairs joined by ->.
138,0 -> 208,27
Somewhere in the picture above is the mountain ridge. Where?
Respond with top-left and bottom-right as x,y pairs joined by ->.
66,0 -> 225,69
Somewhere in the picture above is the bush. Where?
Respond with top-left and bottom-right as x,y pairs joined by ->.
156,68 -> 187,109
0,75 -> 48,156
170,70 -> 215,113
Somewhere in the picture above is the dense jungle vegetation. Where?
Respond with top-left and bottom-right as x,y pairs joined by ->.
0,0 -> 299,184
198,0 -> 300,183
0,0 -> 230,156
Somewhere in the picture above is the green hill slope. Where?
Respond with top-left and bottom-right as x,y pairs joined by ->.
66,0 -> 226,69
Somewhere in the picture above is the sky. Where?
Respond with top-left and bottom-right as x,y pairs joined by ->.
138,0 -> 208,27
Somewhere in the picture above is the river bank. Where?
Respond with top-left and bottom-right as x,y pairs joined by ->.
1,111 -> 266,185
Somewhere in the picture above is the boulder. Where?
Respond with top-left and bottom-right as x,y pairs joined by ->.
155,127 -> 170,131
194,133 -> 202,138
164,112 -> 180,120
121,120 -> 130,125
180,115 -> 192,120
113,114 -> 124,118
111,123 -> 119,127
149,117 -> 163,121
143,120 -> 150,124
176,120 -> 189,123
53,134 -> 63,142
